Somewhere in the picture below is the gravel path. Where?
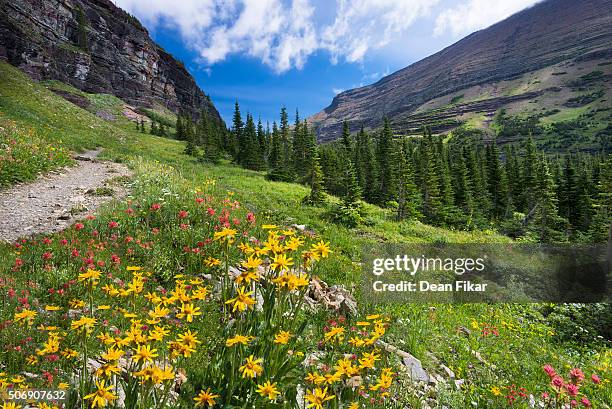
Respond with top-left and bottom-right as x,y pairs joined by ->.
0,150 -> 131,243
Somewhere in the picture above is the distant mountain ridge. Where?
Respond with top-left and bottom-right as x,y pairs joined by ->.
0,0 -> 223,124
309,0 -> 612,142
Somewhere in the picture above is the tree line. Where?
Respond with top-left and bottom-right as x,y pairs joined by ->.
176,102 -> 611,243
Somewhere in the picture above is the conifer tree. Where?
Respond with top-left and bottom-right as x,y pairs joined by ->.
420,129 -> 442,221
521,135 -> 538,212
530,155 -> 567,242
268,122 -> 282,169
343,160 -> 361,207
242,114 -> 263,170
303,125 -> 326,205
453,147 -> 474,215
183,120 -> 196,156
486,139 -> 509,219
467,147 -> 491,215
396,142 -> 421,221
280,107 -> 292,167
150,120 -> 158,136
232,101 -> 244,163
341,120 -> 352,151
376,118 -> 395,204
140,119 -> 145,133
257,118 -> 266,164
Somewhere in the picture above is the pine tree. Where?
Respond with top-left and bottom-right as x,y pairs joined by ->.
376,118 -> 395,204
396,142 -> 421,221
453,147 -> 474,215
242,114 -> 264,170
529,155 -> 567,242
183,119 -> 196,156
232,101 -> 244,163
486,139 -> 509,219
521,135 -> 538,212
303,125 -> 326,205
140,119 -> 145,133
559,155 -> 577,225
467,147 -> 491,216
420,129 -> 442,221
341,120 -> 352,151
257,118 -> 266,165
279,107 -> 292,168
150,120 -> 158,136
268,122 -> 282,169
292,112 -> 308,178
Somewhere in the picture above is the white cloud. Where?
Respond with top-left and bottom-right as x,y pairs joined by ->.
115,0 -> 437,73
332,87 -> 344,95
321,0 -> 438,64
434,0 -> 540,37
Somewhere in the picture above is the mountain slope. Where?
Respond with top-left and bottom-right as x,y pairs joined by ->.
310,0 -> 612,142
0,0 -> 223,124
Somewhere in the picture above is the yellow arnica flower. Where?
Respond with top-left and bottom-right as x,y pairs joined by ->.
323,326 -> 345,343
204,257 -> 221,267
274,330 -> 292,345
305,387 -> 335,409
96,363 -> 121,378
84,379 -> 118,408
70,316 -> 96,333
177,329 -> 201,349
132,344 -> 159,364
491,386 -> 502,396
226,334 -> 254,347
225,287 -> 257,312
2,403 -> 22,409
14,309 -> 37,324
305,372 -> 326,385
177,303 -> 202,322
194,388 -> 220,407
239,355 -> 263,378
311,240 -> 331,258
213,227 -> 237,242
44,305 -> 60,311
241,255 -> 263,270
271,253 -> 293,271
256,381 -> 281,401
101,348 -> 124,361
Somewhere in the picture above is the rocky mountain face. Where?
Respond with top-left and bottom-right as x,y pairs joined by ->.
0,0 -> 223,124
310,0 -> 612,142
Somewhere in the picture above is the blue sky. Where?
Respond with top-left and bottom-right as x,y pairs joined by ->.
114,0 -> 539,125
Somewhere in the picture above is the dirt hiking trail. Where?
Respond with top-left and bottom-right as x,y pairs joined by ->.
0,149 -> 131,243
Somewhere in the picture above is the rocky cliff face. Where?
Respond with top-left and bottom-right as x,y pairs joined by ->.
310,0 -> 612,141
0,0 -> 223,124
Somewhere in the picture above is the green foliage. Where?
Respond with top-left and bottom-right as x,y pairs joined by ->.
0,118 -> 72,188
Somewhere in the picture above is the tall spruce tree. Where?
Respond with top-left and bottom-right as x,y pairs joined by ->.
232,101 -> 244,163
396,142 -> 421,221
486,139 -> 509,219
303,124 -> 326,205
420,129 -> 442,221
268,122 -> 282,169
529,155 -> 567,242
376,118 -> 395,204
